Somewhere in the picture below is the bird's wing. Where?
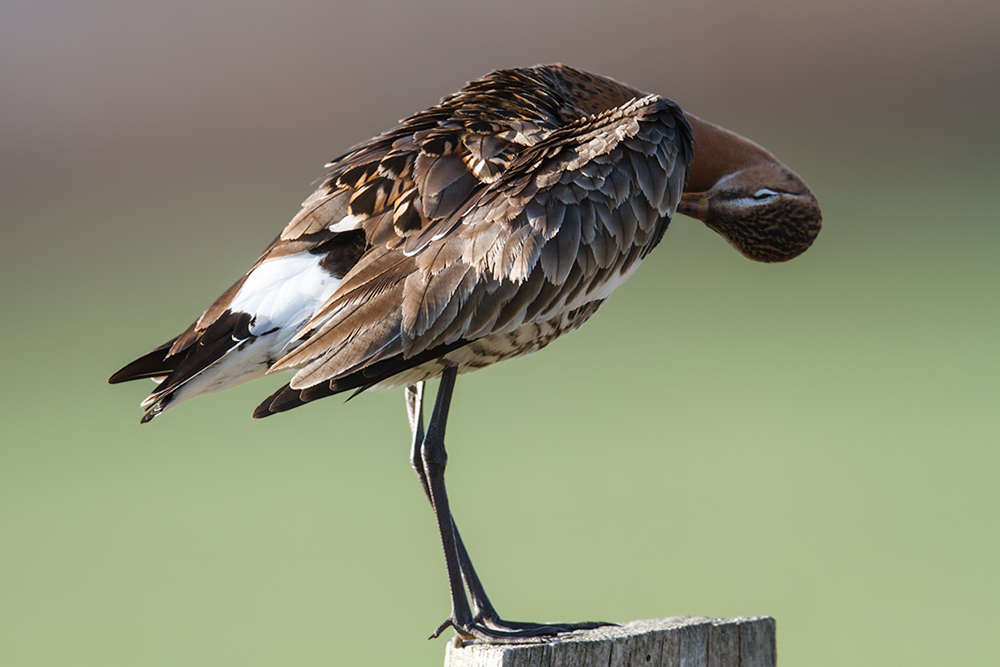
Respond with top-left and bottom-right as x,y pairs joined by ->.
110,68 -> 566,396
271,95 -> 692,392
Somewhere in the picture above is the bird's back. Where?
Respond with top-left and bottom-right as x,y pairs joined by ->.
109,65 -> 694,421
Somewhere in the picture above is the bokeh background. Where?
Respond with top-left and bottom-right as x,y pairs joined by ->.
2,1 -> 997,665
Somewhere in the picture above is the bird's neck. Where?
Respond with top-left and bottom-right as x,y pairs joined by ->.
683,113 -> 781,194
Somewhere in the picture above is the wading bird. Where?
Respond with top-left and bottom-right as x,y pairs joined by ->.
110,64 -> 821,643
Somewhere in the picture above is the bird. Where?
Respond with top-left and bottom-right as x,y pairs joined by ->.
109,64 -> 822,643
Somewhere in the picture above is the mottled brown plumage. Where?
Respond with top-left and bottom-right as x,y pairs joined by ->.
113,65 -> 716,420
268,94 -> 688,404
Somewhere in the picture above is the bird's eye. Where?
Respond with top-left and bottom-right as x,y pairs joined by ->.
752,188 -> 778,200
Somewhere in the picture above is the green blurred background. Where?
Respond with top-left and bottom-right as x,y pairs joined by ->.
2,1 -> 997,665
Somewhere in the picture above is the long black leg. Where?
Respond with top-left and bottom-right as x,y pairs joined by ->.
406,372 -> 612,642
416,367 -> 479,637
408,382 -> 500,625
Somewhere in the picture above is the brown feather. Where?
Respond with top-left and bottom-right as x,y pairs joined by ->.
114,64 -> 700,421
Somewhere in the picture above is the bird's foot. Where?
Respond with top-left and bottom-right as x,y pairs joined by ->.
430,613 -> 615,644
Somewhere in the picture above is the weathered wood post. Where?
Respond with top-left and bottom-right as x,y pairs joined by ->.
444,616 -> 776,667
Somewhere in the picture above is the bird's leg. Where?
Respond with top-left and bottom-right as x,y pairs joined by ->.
407,371 -> 612,642
413,367 -> 479,638
407,382 -> 499,624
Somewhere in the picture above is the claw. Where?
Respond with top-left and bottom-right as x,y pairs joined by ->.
429,618 -> 455,641
430,616 -> 616,644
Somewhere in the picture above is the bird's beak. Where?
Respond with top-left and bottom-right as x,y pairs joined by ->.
677,192 -> 708,221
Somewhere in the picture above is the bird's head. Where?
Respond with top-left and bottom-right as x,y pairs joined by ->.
677,114 -> 822,263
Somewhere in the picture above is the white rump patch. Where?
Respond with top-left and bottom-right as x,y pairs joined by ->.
230,252 -> 342,337
148,252 -> 343,411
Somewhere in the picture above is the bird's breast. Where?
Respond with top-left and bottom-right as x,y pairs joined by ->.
371,298 -> 606,390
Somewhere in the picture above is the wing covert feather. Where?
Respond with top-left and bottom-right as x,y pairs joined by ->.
273,91 -> 692,390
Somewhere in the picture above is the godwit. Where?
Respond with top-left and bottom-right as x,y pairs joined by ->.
110,64 -> 821,642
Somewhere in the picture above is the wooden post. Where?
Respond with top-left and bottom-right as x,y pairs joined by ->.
444,616 -> 776,667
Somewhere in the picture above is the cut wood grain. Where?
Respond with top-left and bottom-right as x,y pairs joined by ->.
444,616 -> 776,667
